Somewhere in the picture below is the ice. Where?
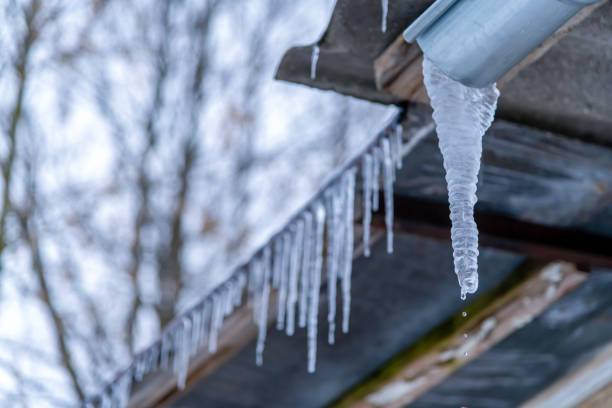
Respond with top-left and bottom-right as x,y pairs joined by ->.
208,293 -> 223,353
308,202 -> 326,373
310,45 -> 320,80
256,248 -> 271,366
276,233 -> 291,330
190,309 -> 201,357
272,237 -> 282,289
422,57 -> 499,298
199,301 -> 211,350
299,211 -> 313,328
392,124 -> 403,169
286,220 -> 304,336
174,317 -> 191,390
160,332 -> 171,370
361,154 -> 373,257
381,138 -> 394,254
341,169 -> 356,333
325,185 -> 342,344
372,146 -> 381,212
381,0 -> 388,33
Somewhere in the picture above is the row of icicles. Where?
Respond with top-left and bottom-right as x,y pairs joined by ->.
89,118 -> 405,408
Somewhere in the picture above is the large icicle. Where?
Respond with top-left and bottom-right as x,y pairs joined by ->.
422,58 -> 499,299
341,169 -> 356,333
286,220 -> 304,336
256,248 -> 271,366
381,138 -> 394,254
310,45 -> 320,80
308,202 -> 326,373
298,211 -> 313,328
362,154 -> 373,257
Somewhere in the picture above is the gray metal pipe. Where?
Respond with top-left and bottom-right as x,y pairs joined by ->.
403,0 -> 599,88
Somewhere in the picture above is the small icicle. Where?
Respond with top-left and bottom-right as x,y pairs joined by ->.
235,272 -> 247,307
308,202 -> 326,373
190,310 -> 202,357
199,300 -> 211,350
147,344 -> 159,374
299,211 -> 313,328
133,355 -> 144,382
341,169 -> 356,334
277,233 -> 291,330
372,147 -> 381,212
223,281 -> 234,316
362,154 -> 373,257
256,248 -> 271,366
208,293 -> 222,353
381,138 -> 394,254
392,124 -> 403,169
174,317 -> 191,390
287,220 -> 304,336
381,0 -> 388,33
325,185 -> 343,345
115,372 -> 132,408
310,45 -> 320,80
272,237 -> 282,289
160,332 -> 171,370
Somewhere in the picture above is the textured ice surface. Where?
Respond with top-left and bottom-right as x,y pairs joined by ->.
381,0 -> 388,32
310,45 -> 320,80
422,57 -> 499,299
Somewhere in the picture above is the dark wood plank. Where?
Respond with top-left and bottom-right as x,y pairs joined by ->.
395,113 -> 612,230
409,270 -> 612,408
372,195 -> 612,269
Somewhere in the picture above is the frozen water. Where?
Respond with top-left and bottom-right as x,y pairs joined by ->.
310,45 -> 320,80
94,115 -> 409,403
325,184 -> 343,344
422,57 -> 499,299
372,147 -> 381,212
361,154 -> 373,257
256,249 -> 271,365
341,169 -> 356,333
381,0 -> 388,33
299,211 -> 313,328
392,124 -> 403,169
308,202 -> 326,373
381,138 -> 394,254
277,233 -> 291,330
286,220 -> 304,336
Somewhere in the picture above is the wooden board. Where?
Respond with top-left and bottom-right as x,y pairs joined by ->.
333,262 -> 586,408
408,270 -> 612,408
395,108 -> 612,230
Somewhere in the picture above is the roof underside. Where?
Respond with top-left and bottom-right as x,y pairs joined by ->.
276,0 -> 612,146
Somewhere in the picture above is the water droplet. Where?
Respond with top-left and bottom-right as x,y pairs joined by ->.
462,311 -> 467,317
464,351 -> 468,357
463,333 -> 468,339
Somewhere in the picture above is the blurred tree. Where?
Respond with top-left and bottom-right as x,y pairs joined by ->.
0,0 -> 389,405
